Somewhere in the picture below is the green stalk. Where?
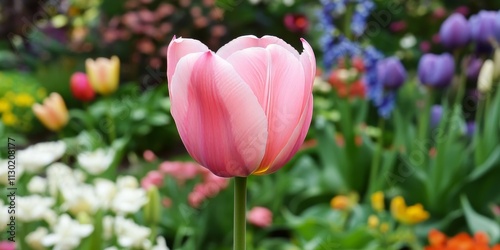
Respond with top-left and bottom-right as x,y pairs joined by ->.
416,88 -> 433,168
234,177 -> 247,250
106,99 -> 116,144
368,118 -> 385,195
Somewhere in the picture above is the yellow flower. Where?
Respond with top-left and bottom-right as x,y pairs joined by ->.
32,93 -> 69,131
86,55 -> 120,95
371,191 -> 384,212
379,223 -> 389,233
14,93 -> 35,107
331,195 -> 350,210
390,196 -> 429,225
368,215 -> 379,228
2,112 -> 18,126
0,99 -> 11,113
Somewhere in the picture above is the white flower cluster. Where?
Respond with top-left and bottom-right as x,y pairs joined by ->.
0,141 -> 168,250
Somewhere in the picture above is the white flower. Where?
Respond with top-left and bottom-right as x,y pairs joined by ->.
26,227 -> 49,250
17,195 -> 55,222
28,176 -> 48,194
42,214 -> 93,250
400,34 -> 417,49
46,163 -> 79,197
114,216 -> 151,248
94,179 -> 117,210
112,188 -> 148,215
494,49 -> 500,80
478,59 -> 494,93
61,184 -> 99,215
18,141 -> 66,173
152,236 -> 170,250
77,148 -> 115,175
0,159 -> 24,185
116,175 -> 139,189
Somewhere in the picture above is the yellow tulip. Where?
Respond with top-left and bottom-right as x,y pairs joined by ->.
371,191 -> 385,212
32,93 -> 69,131
85,55 -> 120,95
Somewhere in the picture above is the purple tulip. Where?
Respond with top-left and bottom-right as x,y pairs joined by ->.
430,105 -> 443,128
418,53 -> 455,88
377,57 -> 407,89
469,11 -> 500,46
439,13 -> 470,49
466,57 -> 483,81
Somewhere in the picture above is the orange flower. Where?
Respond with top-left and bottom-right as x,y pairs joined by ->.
426,230 -> 498,250
428,229 -> 447,247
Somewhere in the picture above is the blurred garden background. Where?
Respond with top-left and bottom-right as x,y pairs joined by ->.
1,0 -> 500,249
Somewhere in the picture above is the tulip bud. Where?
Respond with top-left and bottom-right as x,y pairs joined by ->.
418,53 -> 455,88
0,241 -> 15,250
439,13 -> 470,49
469,11 -> 500,47
330,195 -> 350,210
85,56 -> 120,95
70,72 -> 95,102
247,206 -> 273,228
494,49 -> 500,80
32,93 -> 69,131
466,57 -> 483,81
430,105 -> 443,128
144,185 -> 161,226
478,59 -> 494,93
377,57 -> 407,89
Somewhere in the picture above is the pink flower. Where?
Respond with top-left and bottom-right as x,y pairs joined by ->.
70,72 -> 95,102
143,150 -> 157,162
247,206 -> 273,228
0,241 -> 15,250
167,35 -> 315,177
159,161 -> 200,184
141,170 -> 164,190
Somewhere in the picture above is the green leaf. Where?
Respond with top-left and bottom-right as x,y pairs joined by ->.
461,195 -> 500,243
467,146 -> 500,182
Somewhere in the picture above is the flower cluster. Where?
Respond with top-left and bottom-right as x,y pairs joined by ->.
425,229 -> 500,250
0,72 -> 46,132
0,141 -> 168,250
142,161 -> 230,208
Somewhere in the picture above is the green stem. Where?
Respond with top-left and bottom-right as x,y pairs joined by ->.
106,99 -> 116,144
343,3 -> 354,40
416,88 -> 433,168
234,177 -> 247,250
368,118 -> 385,195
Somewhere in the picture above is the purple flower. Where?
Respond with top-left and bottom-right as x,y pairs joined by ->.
430,105 -> 443,128
377,57 -> 407,89
469,11 -> 500,46
439,13 -> 470,49
418,53 -> 455,88
466,56 -> 483,81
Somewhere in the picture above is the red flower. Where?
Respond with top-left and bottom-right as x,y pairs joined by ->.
284,13 -> 308,33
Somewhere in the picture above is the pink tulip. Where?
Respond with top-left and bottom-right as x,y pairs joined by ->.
143,150 -> 157,162
70,72 -> 95,102
167,35 -> 315,177
247,206 -> 273,228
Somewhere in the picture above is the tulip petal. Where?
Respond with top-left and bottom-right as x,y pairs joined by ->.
170,51 -> 268,177
299,38 -> 316,105
166,37 -> 209,87
217,35 -> 299,59
256,96 -> 313,174
229,44 -> 305,173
